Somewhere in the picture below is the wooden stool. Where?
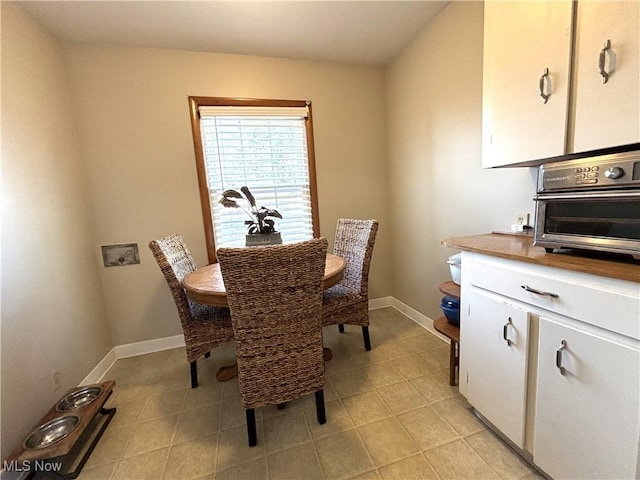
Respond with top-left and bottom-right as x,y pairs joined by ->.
434,317 -> 460,386
435,281 -> 461,386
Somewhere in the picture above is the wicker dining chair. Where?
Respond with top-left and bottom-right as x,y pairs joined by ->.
217,238 -> 329,447
323,219 -> 379,350
148,234 -> 234,388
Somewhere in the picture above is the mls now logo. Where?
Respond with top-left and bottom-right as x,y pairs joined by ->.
3,460 -> 63,473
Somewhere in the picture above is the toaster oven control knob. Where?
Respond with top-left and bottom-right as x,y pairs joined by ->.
604,166 -> 624,179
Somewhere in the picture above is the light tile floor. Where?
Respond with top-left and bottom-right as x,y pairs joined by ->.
78,307 -> 544,480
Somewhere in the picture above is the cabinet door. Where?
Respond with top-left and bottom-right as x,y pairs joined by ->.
535,317 -> 640,480
466,289 -> 530,448
482,1 -> 573,167
571,1 -> 639,152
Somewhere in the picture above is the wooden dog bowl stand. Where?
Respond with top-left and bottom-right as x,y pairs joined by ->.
5,380 -> 116,479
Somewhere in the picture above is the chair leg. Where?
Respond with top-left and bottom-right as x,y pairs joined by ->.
362,326 -> 371,351
246,409 -> 257,447
190,361 -> 198,388
204,351 -> 211,359
338,324 -> 345,333
315,390 -> 326,425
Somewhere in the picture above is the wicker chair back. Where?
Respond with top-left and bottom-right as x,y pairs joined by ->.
217,238 -> 328,408
322,219 -> 378,351
148,233 -> 233,387
148,233 -> 197,328
333,219 -> 379,296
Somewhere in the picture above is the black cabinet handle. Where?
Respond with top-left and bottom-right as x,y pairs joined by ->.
521,284 -> 559,298
503,318 -> 513,347
556,339 -> 567,375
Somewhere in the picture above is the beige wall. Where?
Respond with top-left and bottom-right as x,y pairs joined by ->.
59,43 -> 392,346
1,3 -> 113,459
385,2 -> 537,320
1,0 -> 545,458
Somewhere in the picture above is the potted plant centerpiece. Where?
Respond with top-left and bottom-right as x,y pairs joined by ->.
219,186 -> 284,247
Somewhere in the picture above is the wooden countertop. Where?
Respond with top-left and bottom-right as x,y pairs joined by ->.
442,232 -> 640,283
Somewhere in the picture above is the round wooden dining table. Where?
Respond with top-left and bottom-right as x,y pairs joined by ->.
182,253 -> 346,307
181,253 -> 346,381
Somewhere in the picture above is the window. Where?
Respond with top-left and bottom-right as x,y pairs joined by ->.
188,97 -> 320,262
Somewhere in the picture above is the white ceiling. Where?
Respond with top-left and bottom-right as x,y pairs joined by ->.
18,1 -> 450,66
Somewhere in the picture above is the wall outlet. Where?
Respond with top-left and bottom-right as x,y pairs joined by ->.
514,213 -> 529,226
52,369 -> 61,392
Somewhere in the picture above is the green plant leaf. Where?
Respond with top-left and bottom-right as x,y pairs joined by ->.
221,189 -> 243,199
218,186 -> 283,234
240,186 -> 256,207
262,208 -> 282,219
219,198 -> 239,208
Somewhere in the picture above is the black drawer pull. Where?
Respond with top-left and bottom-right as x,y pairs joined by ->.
521,284 -> 559,298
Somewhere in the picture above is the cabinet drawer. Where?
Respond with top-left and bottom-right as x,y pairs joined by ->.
468,255 -> 640,340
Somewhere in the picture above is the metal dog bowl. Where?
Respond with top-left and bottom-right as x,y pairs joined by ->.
23,415 -> 80,450
56,386 -> 103,412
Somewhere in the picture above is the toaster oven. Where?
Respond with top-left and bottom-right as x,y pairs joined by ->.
533,150 -> 640,260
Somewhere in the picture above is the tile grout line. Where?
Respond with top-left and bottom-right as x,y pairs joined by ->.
78,309 -> 542,480
339,348 -> 430,477
301,396 -> 328,480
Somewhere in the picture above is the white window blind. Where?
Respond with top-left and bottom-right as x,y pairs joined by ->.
199,107 -> 314,248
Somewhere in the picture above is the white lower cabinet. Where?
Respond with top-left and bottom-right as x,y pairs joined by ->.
465,289 -> 530,448
534,317 -> 640,480
459,251 -> 640,479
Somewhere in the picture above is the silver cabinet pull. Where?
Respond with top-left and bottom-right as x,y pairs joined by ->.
599,39 -> 611,84
538,67 -> 550,103
556,339 -> 567,375
521,284 -> 559,298
503,318 -> 513,346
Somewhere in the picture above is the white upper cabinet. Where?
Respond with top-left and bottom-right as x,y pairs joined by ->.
482,2 -> 573,168
482,1 -> 640,168
570,1 -> 640,152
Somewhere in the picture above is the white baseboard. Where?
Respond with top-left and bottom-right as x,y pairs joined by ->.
80,334 -> 185,385
369,296 -> 393,310
80,348 -> 118,386
83,297 -> 447,385
114,334 -> 185,359
385,297 -> 449,344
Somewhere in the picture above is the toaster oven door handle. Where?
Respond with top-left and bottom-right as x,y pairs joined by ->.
521,284 -> 559,298
534,191 -> 640,200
